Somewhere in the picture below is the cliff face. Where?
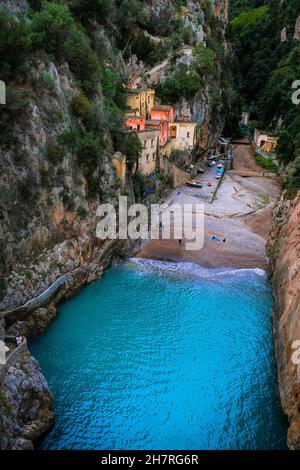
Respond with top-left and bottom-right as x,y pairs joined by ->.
0,56 -> 118,312
0,0 -> 230,313
0,349 -> 54,450
268,192 -> 300,450
0,0 -> 231,449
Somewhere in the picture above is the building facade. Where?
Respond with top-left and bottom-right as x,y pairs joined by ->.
254,129 -> 278,153
146,119 -> 168,147
112,151 -> 126,188
150,105 -> 174,126
136,129 -> 159,175
169,121 -> 197,150
126,88 -> 155,118
124,116 -> 146,131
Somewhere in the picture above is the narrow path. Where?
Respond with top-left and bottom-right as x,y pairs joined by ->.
133,45 -> 193,86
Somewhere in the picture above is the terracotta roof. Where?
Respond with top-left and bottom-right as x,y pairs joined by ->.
151,105 -> 173,112
136,128 -> 159,134
126,116 -> 145,120
146,120 -> 161,126
173,120 -> 197,125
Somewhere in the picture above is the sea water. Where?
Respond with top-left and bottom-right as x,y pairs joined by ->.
29,259 -> 287,450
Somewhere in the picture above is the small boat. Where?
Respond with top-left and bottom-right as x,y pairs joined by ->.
185,180 -> 203,188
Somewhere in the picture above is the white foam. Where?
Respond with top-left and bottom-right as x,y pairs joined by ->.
127,258 -> 267,281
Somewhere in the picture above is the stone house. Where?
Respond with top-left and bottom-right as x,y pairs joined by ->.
136,129 -> 160,175
124,116 -> 146,131
169,121 -> 197,150
254,129 -> 278,153
146,119 -> 168,147
126,88 -> 155,118
112,152 -> 126,188
150,105 -> 175,128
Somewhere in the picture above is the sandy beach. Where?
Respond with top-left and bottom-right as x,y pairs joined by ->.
138,142 -> 280,270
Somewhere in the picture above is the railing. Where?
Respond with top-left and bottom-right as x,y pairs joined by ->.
0,336 -> 28,383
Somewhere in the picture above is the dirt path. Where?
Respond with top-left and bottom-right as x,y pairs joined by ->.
232,140 -> 262,173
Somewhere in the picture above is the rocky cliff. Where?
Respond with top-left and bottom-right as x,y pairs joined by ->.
0,348 -> 54,450
0,0 -> 231,449
268,192 -> 300,450
0,0 -> 230,314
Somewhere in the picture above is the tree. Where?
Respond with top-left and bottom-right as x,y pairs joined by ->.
116,132 -> 143,172
30,2 -> 74,54
284,157 -> 300,193
0,11 -> 31,81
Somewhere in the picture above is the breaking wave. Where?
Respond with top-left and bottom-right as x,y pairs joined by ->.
128,258 -> 267,281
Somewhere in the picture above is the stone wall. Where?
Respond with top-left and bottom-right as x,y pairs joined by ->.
0,337 -> 28,383
268,191 -> 300,450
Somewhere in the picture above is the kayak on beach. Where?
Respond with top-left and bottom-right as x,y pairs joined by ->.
185,180 -> 203,188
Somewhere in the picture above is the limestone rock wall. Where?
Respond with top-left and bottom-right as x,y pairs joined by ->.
0,350 -> 54,450
268,191 -> 300,450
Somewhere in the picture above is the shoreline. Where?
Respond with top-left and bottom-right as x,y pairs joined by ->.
138,144 -> 279,271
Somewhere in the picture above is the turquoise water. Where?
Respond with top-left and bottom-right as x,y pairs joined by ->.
30,259 -> 287,450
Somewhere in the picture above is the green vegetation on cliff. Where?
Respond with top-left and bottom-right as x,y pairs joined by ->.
230,0 -> 300,190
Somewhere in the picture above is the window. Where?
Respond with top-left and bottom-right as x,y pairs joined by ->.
146,154 -> 149,163
151,139 -> 154,147
187,132 -> 190,138
153,153 -> 156,160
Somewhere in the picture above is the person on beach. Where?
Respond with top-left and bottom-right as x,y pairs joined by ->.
15,332 -> 23,346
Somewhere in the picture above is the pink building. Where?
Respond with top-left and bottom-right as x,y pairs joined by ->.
150,105 -> 174,126
124,116 -> 146,131
146,119 -> 168,147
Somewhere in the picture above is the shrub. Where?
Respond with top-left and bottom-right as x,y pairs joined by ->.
63,29 -> 100,94
100,66 -> 126,109
76,131 -> 104,170
57,127 -> 80,151
283,157 -> 300,194
62,192 -> 75,211
115,132 -> 143,171
77,206 -> 88,218
40,167 -> 50,187
0,86 -> 30,129
170,148 -> 189,166
132,172 -> 147,201
130,33 -> 169,67
0,11 -> 31,81
117,0 -> 147,39
86,175 -> 99,199
30,2 -> 74,54
157,65 -> 200,103
42,72 -> 55,89
70,0 -> 112,26
70,92 -> 92,119
104,100 -> 124,132
231,5 -> 269,35
18,173 -> 38,203
255,155 -> 278,172
45,141 -> 67,163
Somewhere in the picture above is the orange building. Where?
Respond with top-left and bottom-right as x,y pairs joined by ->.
146,119 -> 168,147
124,116 -> 146,131
150,105 -> 174,126
112,151 -> 126,188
